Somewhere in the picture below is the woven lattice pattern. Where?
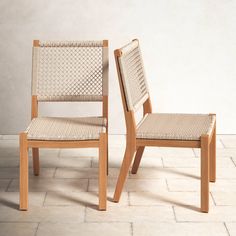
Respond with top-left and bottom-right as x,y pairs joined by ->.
118,40 -> 149,111
137,113 -> 216,141
27,117 -> 106,141
32,41 -> 105,101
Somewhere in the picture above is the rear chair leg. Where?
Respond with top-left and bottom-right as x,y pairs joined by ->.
201,135 -> 210,213
99,133 -> 107,210
19,132 -> 29,211
32,148 -> 40,176
131,146 -> 145,174
113,145 -> 135,202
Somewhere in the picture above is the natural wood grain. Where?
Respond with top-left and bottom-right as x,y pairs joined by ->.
201,135 -> 210,213
131,146 -> 145,174
19,132 -> 28,210
210,124 -> 216,182
99,133 -> 107,210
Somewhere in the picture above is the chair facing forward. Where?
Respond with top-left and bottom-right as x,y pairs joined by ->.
113,39 -> 216,213
19,40 -> 108,211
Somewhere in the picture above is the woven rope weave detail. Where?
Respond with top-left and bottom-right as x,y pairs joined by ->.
137,113 -> 215,141
118,41 -> 149,111
27,117 -> 106,141
39,41 -> 103,47
32,41 -> 104,101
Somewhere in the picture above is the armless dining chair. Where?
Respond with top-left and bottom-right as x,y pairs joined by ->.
19,40 -> 108,211
113,39 -> 216,213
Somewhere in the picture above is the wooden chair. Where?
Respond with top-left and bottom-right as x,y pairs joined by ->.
19,40 -> 108,211
113,39 -> 216,213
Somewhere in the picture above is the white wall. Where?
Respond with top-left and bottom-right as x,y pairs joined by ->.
0,0 -> 235,134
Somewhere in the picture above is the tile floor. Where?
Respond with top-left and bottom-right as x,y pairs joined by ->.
0,134 -> 236,236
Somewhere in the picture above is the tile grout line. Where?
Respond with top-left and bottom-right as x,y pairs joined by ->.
42,192 -> 48,207
130,222 -> 134,236
223,222 -> 231,236
231,157 -> 236,167
220,139 -> 226,149
172,206 -> 178,222
210,191 -> 217,206
34,222 -> 40,236
5,179 -> 13,192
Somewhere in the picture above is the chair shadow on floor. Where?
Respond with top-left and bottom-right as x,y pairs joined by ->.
0,198 -> 18,210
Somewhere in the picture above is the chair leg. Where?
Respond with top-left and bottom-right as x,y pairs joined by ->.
32,148 -> 40,176
201,135 -> 210,213
131,146 -> 145,174
99,133 -> 107,210
106,134 -> 109,176
113,144 -> 135,202
210,126 -> 216,182
19,133 -> 28,211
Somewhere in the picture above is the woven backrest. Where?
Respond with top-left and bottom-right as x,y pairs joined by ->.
117,40 -> 149,111
32,40 -> 108,101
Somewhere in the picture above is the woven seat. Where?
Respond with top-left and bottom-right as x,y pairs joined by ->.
137,113 -> 215,141
27,117 -> 106,141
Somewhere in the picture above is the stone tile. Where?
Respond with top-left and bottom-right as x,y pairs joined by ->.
211,192 -> 236,206
0,179 -> 11,191
1,135 -> 19,140
219,135 -> 236,148
163,157 -> 200,167
60,148 -> 98,158
44,191 -> 129,207
55,167 -> 119,179
167,179 -> 200,192
0,140 -> 19,157
194,148 -> 236,158
108,134 -> 126,148
130,167 -> 199,180
0,192 -> 46,207
175,206 -> 236,222
133,222 -> 228,236
168,177 -> 236,192
29,156 -> 91,168
159,147 -> 195,158
88,179 -> 167,192
8,179 -> 88,192
0,157 -> 19,167
211,180 -> 236,192
129,191 -> 214,207
29,149 -> 60,158
86,205 -> 174,222
0,206 -> 85,222
92,154 -> 163,168
163,156 -> 235,168
0,168 -> 55,178
0,223 -> 38,236
37,223 -> 131,236
225,223 -> 236,236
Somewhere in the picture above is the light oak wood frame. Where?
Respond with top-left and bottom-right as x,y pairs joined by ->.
113,40 -> 216,213
19,40 -> 109,211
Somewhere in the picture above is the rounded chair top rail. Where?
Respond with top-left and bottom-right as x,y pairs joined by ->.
37,40 -> 104,47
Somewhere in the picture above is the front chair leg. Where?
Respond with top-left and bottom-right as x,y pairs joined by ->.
210,126 -> 216,182
113,144 -> 135,202
32,148 -> 40,176
99,133 -> 107,210
201,135 -> 210,213
19,132 -> 29,211
131,146 -> 145,174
